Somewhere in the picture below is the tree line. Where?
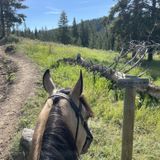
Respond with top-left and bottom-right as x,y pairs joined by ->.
14,11 -> 111,50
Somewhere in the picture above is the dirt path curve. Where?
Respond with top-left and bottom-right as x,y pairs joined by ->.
0,47 -> 40,159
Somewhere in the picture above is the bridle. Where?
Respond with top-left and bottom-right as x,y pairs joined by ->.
49,88 -> 93,154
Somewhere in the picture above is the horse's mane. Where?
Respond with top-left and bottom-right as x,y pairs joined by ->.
40,98 -> 78,160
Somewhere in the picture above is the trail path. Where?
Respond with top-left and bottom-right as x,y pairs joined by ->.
0,47 -> 39,159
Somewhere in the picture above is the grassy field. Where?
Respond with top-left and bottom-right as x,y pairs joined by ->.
12,38 -> 160,160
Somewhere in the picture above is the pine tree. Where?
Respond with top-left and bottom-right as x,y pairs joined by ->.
88,24 -> 95,48
58,11 -> 70,44
79,20 -> 89,47
0,0 -> 27,38
72,18 -> 79,44
34,28 -> 38,39
109,0 -> 160,44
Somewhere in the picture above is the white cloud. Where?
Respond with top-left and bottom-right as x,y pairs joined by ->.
45,11 -> 60,15
45,7 -> 61,15
80,0 -> 89,4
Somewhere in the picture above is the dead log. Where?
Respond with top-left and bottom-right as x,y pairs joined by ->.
56,55 -> 160,100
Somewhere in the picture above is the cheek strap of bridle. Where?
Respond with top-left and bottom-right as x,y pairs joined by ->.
50,93 -> 85,143
74,102 -> 82,143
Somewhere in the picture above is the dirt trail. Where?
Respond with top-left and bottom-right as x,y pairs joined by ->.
0,47 -> 40,159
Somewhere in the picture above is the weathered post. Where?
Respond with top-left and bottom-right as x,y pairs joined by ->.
118,76 -> 149,160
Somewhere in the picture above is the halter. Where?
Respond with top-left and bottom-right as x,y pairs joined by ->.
49,89 -> 93,154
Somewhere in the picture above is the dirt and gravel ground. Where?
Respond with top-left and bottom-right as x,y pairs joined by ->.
0,46 -> 40,159
0,53 -> 17,103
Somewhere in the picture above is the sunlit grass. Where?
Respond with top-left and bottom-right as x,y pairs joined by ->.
16,39 -> 118,67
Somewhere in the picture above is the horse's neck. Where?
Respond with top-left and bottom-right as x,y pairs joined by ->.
40,126 -> 78,160
40,107 -> 78,160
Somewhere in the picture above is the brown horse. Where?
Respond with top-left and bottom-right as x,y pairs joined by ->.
30,70 -> 94,160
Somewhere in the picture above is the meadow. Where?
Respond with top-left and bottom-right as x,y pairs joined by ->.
12,38 -> 160,160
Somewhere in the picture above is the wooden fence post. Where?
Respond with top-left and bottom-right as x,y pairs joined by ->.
118,76 -> 149,160
121,86 -> 135,160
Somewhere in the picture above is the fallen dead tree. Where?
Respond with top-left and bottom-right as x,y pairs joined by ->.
53,54 -> 160,100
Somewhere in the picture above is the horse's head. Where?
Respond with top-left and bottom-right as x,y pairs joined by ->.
43,69 -> 94,154
31,70 -> 93,159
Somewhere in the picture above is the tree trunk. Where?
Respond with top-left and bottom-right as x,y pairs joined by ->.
0,4 -> 6,38
151,0 -> 156,19
147,47 -> 153,61
132,50 -> 136,58
148,53 -> 153,61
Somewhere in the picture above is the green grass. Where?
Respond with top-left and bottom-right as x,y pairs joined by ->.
16,38 -> 118,67
13,38 -> 160,159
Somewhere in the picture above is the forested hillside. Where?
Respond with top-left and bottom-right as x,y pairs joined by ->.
14,16 -> 111,50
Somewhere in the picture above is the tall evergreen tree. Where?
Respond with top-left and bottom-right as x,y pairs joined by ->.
58,11 -> 70,44
89,31 -> 96,48
0,0 -> 27,38
72,18 -> 79,44
109,0 -> 160,44
34,28 -> 38,39
79,20 -> 89,47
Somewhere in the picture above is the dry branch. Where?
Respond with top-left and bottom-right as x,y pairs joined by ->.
55,55 -> 160,100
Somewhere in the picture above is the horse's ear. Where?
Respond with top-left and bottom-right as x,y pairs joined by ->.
70,70 -> 83,105
43,69 -> 56,95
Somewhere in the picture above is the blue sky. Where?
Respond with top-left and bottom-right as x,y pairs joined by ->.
20,0 -> 116,30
